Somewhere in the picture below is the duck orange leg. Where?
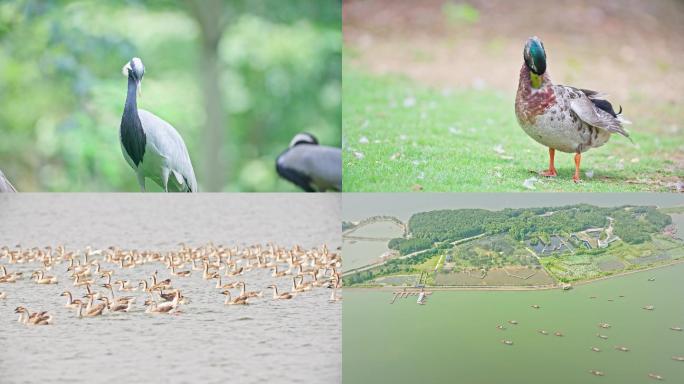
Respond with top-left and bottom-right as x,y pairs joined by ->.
573,152 -> 582,183
540,148 -> 557,177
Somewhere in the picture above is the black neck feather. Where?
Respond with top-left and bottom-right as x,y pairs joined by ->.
120,75 -> 146,167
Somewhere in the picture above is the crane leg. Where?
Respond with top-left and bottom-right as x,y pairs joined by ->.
161,168 -> 170,192
137,173 -> 146,192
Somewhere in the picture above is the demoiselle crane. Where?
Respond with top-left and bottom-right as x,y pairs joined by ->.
276,133 -> 342,192
0,169 -> 17,192
120,57 -> 197,192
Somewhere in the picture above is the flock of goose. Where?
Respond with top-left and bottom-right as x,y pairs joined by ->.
496,292 -> 682,380
1,243 -> 342,325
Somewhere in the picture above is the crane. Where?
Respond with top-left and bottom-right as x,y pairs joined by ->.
120,57 -> 197,192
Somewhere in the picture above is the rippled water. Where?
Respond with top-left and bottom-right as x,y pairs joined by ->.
0,194 -> 341,384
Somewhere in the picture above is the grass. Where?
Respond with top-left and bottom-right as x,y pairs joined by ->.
343,68 -> 683,192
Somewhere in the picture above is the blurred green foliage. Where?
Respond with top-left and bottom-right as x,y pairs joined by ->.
0,0 -> 341,191
442,1 -> 479,26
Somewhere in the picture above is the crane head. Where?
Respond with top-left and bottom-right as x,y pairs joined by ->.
289,132 -> 319,148
122,57 -> 145,96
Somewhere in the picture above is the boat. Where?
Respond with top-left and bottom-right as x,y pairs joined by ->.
508,320 -> 518,325
591,347 -> 601,352
643,305 -> 655,311
672,356 -> 684,362
597,334 -> 608,340
671,326 -> 683,331
589,370 -> 604,376
501,339 -> 513,346
615,346 -> 630,352
648,373 -> 664,381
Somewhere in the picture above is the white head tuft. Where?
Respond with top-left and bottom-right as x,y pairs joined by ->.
289,132 -> 319,148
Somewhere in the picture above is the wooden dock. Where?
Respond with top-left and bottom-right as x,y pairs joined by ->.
390,288 -> 433,304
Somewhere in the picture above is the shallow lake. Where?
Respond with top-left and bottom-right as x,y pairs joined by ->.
0,194 -> 341,384
344,263 -> 684,384
342,221 -> 403,272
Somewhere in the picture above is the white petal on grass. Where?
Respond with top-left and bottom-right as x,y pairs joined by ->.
399,134 -> 408,141
449,126 -> 461,135
353,151 -> 365,160
417,171 -> 425,180
523,177 -> 538,190
493,144 -> 505,155
585,170 -> 594,179
359,136 -> 369,144
403,97 -> 416,108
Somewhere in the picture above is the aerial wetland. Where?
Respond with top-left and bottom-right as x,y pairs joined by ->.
343,203 -> 684,383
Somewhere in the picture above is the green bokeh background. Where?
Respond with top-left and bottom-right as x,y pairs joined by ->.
0,0 -> 341,191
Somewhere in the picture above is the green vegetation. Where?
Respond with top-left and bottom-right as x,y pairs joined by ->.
0,0 -> 341,191
344,204 -> 680,287
343,69 -> 683,192
406,204 -> 670,245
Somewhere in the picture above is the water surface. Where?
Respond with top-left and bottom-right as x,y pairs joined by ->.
0,194 -> 341,384
344,263 -> 684,384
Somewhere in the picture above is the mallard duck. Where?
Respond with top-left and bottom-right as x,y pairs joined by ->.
515,36 -> 631,182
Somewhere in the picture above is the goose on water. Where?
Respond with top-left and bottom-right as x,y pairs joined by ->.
120,57 -> 198,192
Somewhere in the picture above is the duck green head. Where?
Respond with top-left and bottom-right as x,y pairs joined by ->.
524,36 -> 546,75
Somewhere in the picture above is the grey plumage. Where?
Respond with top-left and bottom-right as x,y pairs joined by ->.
276,133 -> 341,192
0,169 -> 17,192
120,58 -> 197,192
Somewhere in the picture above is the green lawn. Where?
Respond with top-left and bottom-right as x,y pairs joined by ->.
343,69 -> 683,192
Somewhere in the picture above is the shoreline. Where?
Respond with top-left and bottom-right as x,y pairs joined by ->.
344,258 -> 684,291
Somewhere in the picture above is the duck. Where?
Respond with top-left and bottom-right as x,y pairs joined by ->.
328,287 -> 341,303
267,284 -> 294,300
237,282 -> 262,298
76,302 -> 105,318
144,291 -> 180,314
515,36 -> 631,182
98,297 -> 132,312
221,290 -> 249,305
214,276 -> 237,290
15,306 -> 52,325
60,291 -> 85,309
31,271 -> 58,284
